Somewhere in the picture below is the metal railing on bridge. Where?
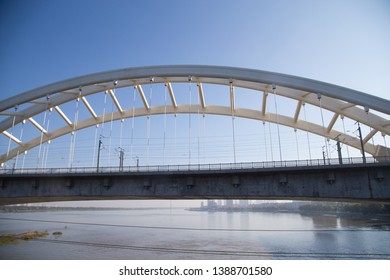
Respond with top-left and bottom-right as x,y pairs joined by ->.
1,156 -> 389,175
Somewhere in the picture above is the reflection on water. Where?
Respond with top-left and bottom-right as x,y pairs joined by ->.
310,215 -> 338,228
0,209 -> 389,260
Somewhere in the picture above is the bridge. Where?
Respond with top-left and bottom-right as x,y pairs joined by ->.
0,65 -> 389,205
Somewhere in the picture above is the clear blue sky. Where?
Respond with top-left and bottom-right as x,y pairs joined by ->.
1,0 -> 389,100
1,0 -> 389,207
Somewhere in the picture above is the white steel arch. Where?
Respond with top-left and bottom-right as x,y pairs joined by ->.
1,65 -> 390,164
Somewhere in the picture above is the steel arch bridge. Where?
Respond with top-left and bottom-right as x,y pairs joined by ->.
1,65 -> 390,166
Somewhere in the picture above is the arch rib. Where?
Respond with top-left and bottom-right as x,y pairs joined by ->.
0,104 -> 380,164
1,65 -> 389,165
2,65 -> 389,114
1,67 -> 389,137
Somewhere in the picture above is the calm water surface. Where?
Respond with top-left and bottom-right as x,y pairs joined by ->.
0,208 -> 389,259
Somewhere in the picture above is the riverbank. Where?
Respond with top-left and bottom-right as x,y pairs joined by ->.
0,231 -> 50,245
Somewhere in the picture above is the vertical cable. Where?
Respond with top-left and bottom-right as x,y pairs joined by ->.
14,120 -> 25,169
92,124 -> 99,167
202,113 -> 206,164
272,85 -> 283,162
43,140 -> 51,169
163,83 -> 167,165
232,116 -> 237,164
230,83 -> 237,164
317,94 -> 329,161
294,128 -> 300,161
197,84 -> 201,165
98,91 -> 108,167
43,107 -> 52,168
108,82 -> 117,168
108,105 -> 113,168
188,76 -> 192,165
268,122 -> 274,162
146,78 -> 154,166
130,86 -> 136,165
303,103 -> 312,160
38,101 -> 48,167
174,113 -> 178,165
263,121 -> 268,162
21,150 -> 27,172
119,119 -> 124,151
365,107 -> 376,146
341,115 -> 351,158
6,106 -> 18,161
118,118 -> 124,170
101,91 -> 108,129
68,90 -> 81,168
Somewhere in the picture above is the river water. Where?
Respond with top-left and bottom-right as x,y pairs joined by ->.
0,208 -> 389,260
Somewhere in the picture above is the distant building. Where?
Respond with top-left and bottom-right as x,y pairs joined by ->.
207,200 -> 218,208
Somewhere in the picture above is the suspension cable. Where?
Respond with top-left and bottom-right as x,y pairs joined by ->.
263,121 -> 268,162
302,102 -> 312,160
341,115 -> 351,158
14,119 -> 25,169
43,107 -> 52,168
21,150 -> 27,171
202,113 -> 206,164
38,99 -> 49,168
317,94 -> 330,161
197,84 -> 201,165
188,76 -> 192,165
268,121 -> 274,162
130,86 -> 136,165
230,82 -> 237,164
6,105 -> 18,162
146,77 -> 154,166
98,90 -> 108,167
294,128 -> 300,161
174,113 -> 177,165
68,90 -> 81,168
92,124 -> 99,167
119,119 -> 124,151
364,106 -> 376,146
163,83 -> 167,165
101,90 -> 108,129
272,85 -> 283,162
108,81 -> 117,168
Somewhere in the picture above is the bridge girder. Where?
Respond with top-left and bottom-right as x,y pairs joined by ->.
1,65 -> 390,164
